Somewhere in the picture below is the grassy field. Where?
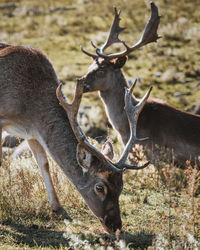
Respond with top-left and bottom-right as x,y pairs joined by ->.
0,0 -> 200,249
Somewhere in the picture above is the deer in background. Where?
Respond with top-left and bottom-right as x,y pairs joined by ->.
81,2 -> 200,167
0,42 -> 151,233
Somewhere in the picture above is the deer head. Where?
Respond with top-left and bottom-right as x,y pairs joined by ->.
56,78 -> 152,233
81,2 -> 160,93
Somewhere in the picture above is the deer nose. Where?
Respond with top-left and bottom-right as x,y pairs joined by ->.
102,215 -> 122,233
83,83 -> 90,93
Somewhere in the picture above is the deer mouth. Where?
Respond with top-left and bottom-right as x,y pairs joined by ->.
99,216 -> 122,233
83,83 -> 90,93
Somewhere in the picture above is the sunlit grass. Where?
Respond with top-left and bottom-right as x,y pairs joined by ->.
0,145 -> 199,248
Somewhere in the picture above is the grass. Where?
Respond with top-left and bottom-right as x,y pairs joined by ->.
0,151 -> 199,249
0,0 -> 200,249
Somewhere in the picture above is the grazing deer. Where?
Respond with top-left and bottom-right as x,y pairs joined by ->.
81,3 -> 200,167
0,42 -> 151,232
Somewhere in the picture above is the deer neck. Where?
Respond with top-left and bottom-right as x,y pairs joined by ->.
99,70 -> 134,144
34,105 -> 87,188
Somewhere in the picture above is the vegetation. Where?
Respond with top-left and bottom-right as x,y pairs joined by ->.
0,0 -> 200,249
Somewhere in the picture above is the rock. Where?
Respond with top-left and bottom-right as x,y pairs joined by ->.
154,72 -> 162,78
174,92 -> 183,97
161,67 -> 176,83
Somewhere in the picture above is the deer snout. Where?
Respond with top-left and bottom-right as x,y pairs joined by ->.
80,74 -> 95,93
78,75 -> 89,93
83,83 -> 90,93
100,215 -> 122,233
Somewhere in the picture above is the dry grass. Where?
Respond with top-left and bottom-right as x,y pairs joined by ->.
0,146 -> 199,249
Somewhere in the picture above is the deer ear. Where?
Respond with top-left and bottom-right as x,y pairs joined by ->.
101,140 -> 114,160
76,143 -> 93,173
113,56 -> 127,69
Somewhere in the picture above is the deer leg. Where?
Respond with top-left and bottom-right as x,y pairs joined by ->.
28,139 -> 72,221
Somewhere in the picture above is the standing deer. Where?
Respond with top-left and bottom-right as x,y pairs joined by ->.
81,2 -> 200,167
0,42 -> 151,232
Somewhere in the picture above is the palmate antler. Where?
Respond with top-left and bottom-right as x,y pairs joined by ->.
56,79 -> 152,172
81,2 -> 161,60
116,80 -> 152,169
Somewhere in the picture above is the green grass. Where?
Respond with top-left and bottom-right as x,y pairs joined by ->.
0,0 -> 200,248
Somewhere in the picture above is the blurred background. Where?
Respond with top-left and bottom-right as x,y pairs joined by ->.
0,0 -> 200,139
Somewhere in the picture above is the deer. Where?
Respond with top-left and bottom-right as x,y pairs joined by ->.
81,2 -> 200,167
0,42 -> 152,233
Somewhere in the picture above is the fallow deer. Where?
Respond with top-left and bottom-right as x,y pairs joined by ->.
0,42 -> 151,232
81,2 -> 200,167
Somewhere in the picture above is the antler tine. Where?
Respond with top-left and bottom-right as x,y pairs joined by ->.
96,2 -> 161,60
56,80 -> 86,141
56,80 -> 122,173
116,79 -> 152,169
98,7 -> 126,53
80,45 -> 98,60
81,7 -> 126,59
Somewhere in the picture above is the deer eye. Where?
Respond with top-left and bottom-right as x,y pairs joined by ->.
95,184 -> 104,193
96,70 -> 105,77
